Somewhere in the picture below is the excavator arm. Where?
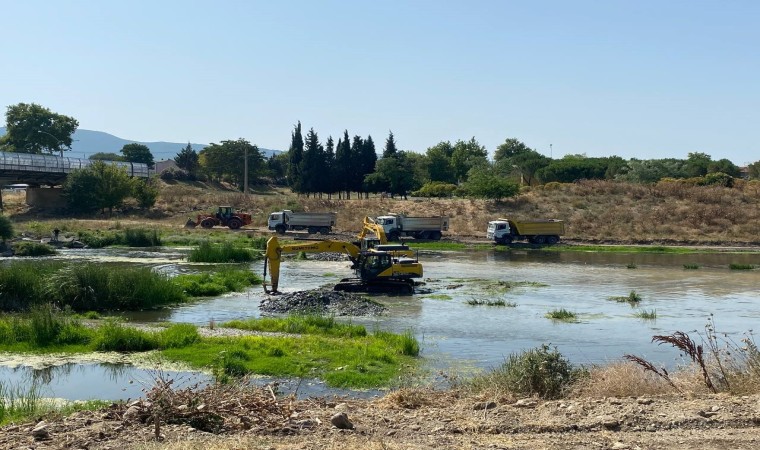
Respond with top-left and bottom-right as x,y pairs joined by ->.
357,216 -> 388,244
263,236 -> 361,294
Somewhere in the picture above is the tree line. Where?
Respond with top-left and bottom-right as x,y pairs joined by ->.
3,103 -> 759,204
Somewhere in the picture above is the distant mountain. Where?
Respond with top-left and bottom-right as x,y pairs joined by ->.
0,127 -> 282,160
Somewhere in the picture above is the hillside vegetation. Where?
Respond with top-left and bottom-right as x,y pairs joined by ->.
154,179 -> 760,245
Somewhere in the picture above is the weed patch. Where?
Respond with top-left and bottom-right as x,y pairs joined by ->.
545,309 -> 578,322
188,241 -> 258,263
12,242 -> 57,256
608,290 -> 642,305
173,269 -> 262,297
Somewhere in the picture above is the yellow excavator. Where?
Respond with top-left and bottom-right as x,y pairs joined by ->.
263,235 -> 423,295
356,216 -> 415,258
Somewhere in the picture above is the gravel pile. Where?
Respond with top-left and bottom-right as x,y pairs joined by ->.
259,289 -> 386,316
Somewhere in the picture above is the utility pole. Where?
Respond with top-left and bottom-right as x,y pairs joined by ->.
550,144 -> 553,158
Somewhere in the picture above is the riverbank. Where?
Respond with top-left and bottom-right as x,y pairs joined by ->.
2,385 -> 759,449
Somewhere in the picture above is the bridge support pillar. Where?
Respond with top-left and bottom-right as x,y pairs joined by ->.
26,187 -> 65,208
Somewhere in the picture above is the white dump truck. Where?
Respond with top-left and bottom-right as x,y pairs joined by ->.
375,213 -> 449,241
268,210 -> 337,235
487,218 -> 565,245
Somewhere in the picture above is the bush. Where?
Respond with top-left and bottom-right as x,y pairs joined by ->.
471,345 -> 580,399
0,214 -> 14,243
411,182 -> 458,198
132,178 -> 160,208
124,228 -> 162,247
12,242 -> 57,257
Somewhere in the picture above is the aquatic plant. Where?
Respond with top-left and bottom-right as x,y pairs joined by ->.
683,263 -> 700,270
173,269 -> 261,297
224,314 -> 367,338
545,309 -> 577,322
729,263 -> 756,270
123,228 -> 162,247
187,241 -> 257,263
608,290 -> 642,305
626,263 -> 637,269
465,298 -> 515,307
634,309 -> 657,320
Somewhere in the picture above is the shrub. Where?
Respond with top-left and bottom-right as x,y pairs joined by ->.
124,228 -> 162,247
12,242 -> 57,257
131,178 -> 160,208
411,181 -> 458,198
0,214 -> 14,243
470,344 -> 580,399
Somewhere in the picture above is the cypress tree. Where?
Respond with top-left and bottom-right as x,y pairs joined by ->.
286,121 -> 304,193
382,131 -> 398,159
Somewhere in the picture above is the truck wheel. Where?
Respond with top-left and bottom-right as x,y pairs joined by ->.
388,231 -> 400,242
532,235 -> 546,245
200,218 -> 215,229
546,235 -> 559,245
275,225 -> 286,235
319,227 -> 330,235
308,227 -> 318,234
429,231 -> 442,240
228,218 -> 242,230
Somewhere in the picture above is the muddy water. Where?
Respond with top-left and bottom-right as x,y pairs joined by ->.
4,247 -> 760,399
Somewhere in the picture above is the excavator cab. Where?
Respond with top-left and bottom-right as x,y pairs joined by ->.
358,253 -> 393,280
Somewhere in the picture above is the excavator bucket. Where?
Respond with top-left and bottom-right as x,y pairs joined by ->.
184,218 -> 198,228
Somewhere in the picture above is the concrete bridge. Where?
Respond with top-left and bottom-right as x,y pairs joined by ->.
0,151 -> 150,209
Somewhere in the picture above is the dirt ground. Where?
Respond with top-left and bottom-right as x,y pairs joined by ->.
3,389 -> 760,450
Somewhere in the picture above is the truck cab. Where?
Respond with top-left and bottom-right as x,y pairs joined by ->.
487,220 -> 511,244
268,211 -> 285,230
375,215 -> 399,236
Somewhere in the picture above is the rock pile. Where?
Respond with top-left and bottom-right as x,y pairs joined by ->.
260,289 -> 386,316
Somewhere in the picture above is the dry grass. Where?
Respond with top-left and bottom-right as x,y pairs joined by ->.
570,362 -> 709,397
5,178 -> 760,243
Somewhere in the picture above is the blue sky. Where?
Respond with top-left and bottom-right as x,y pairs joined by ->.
2,0 -> 758,164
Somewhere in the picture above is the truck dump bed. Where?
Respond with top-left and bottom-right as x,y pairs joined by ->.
286,212 -> 337,227
399,216 -> 449,231
505,219 -> 564,236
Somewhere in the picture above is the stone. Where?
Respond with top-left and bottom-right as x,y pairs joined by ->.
31,421 -> 49,440
637,398 -> 654,405
513,399 -> 538,408
331,412 -> 354,430
123,405 -> 141,421
596,415 -> 619,429
611,442 -> 629,449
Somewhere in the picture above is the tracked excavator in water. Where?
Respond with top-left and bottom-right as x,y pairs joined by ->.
263,235 -> 423,295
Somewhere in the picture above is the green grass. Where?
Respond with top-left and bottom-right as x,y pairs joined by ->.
465,298 -> 516,307
76,228 -> 162,248
545,308 -> 578,322
187,241 -> 258,263
0,379 -> 113,426
12,241 -> 58,256
608,290 -> 643,305
424,294 -> 453,300
0,262 -> 186,312
173,269 -> 262,297
683,263 -> 700,270
729,263 -> 756,270
163,324 -> 419,388
634,309 -> 657,320
223,315 -> 367,338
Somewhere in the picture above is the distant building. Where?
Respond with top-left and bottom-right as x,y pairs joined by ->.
154,159 -> 178,174
739,166 -> 750,179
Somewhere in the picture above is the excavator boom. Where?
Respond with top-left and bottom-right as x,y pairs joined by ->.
263,235 -> 422,295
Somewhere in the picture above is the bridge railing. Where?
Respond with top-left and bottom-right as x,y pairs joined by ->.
0,151 -> 149,178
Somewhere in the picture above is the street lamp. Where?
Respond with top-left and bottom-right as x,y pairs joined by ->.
35,130 -> 65,157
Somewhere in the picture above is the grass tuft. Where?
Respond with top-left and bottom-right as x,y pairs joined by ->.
545,308 -> 577,322
634,309 -> 657,320
683,263 -> 700,270
729,263 -> 756,270
188,241 -> 257,263
465,298 -> 516,307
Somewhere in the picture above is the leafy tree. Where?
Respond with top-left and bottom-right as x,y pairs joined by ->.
536,155 -> 612,183
615,159 -> 690,183
748,160 -> 760,180
64,161 -> 134,213
425,141 -> 456,184
412,181 -> 458,198
174,143 -> 199,174
267,152 -> 289,184
0,214 -> 14,244
131,177 -> 160,208
382,131 -> 398,158
89,152 -> 124,161
0,103 -> 79,155
708,158 -> 740,177
494,138 -> 531,162
200,139 -> 263,189
461,165 -> 519,200
286,122 -> 304,192
364,151 -> 418,198
503,150 -> 551,185
451,138 -> 488,183
121,143 -> 155,168
685,152 -> 712,177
